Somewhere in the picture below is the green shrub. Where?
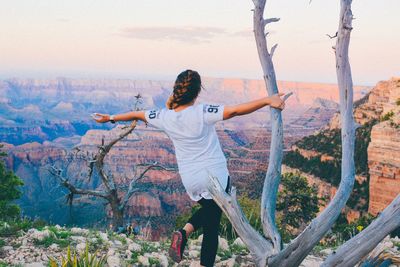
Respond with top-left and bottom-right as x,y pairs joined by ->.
330,213 -> 376,244
381,111 -> 395,121
0,238 -> 5,246
34,235 -> 69,248
49,244 -> 107,267
148,257 -> 160,266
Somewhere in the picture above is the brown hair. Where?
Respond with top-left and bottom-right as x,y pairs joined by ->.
166,69 -> 202,109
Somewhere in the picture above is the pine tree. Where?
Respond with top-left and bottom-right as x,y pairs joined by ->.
0,146 -> 24,220
277,172 -> 321,241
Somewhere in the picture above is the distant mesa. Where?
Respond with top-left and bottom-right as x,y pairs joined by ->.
52,101 -> 74,112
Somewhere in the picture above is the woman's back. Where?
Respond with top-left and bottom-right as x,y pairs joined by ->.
145,103 -> 228,201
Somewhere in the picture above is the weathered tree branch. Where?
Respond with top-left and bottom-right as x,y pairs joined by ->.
96,120 -> 138,191
207,175 -> 272,267
119,162 -> 169,210
48,166 -> 109,200
322,194 -> 400,267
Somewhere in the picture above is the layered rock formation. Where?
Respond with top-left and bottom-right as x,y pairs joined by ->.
368,78 -> 400,215
283,77 -> 400,220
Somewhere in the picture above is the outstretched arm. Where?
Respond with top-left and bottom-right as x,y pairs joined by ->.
92,111 -> 146,123
223,93 -> 286,120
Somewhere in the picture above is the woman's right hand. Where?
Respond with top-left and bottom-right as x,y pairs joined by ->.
92,113 -> 110,123
267,93 -> 286,110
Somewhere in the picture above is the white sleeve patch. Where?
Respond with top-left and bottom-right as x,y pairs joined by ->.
145,109 -> 164,130
203,104 -> 224,124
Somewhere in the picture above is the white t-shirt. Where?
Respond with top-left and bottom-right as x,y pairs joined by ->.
145,103 -> 229,201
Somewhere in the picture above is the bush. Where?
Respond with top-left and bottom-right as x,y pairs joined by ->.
330,213 -> 376,244
0,217 -> 49,237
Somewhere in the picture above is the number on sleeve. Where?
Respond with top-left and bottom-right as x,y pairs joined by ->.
207,105 -> 219,113
148,110 -> 157,119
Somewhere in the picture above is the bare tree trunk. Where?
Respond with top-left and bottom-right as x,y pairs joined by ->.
322,194 -> 400,267
109,191 -> 124,231
252,0 -> 283,253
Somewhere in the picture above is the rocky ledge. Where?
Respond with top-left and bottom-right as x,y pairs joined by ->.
1,226 -> 399,267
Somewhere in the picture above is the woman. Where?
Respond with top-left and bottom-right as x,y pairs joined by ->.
93,69 -> 286,266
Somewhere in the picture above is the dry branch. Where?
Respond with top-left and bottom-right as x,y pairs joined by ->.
322,194 -> 400,267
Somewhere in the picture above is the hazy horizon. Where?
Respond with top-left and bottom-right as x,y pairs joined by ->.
1,0 -> 399,86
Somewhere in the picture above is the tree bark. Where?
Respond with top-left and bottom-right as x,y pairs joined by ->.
322,194 -> 400,267
207,177 -> 272,266
252,0 -> 283,253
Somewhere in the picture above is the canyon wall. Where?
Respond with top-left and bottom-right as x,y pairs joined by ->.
368,78 -> 400,215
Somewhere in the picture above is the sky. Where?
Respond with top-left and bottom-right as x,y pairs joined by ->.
0,0 -> 399,85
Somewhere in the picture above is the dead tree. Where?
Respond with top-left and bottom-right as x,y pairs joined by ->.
206,1 -> 394,266
48,95 -> 173,230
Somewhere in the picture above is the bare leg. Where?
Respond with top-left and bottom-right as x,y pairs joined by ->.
183,223 -> 194,238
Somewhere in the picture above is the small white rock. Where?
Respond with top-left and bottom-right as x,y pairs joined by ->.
219,237 -> 229,251
189,250 -> 200,259
71,227 -> 89,236
70,236 -> 86,243
107,255 -> 121,267
233,237 -> 245,247
154,253 -> 169,267
98,232 -> 109,241
138,255 -> 150,266
107,248 -> 116,257
2,245 -> 13,252
128,242 -> 141,252
189,260 -> 201,267
125,249 -> 132,259
320,248 -> 334,256
113,240 -> 123,247
49,243 -> 59,250
25,263 -> 46,267
216,258 -> 236,267
76,242 -> 86,253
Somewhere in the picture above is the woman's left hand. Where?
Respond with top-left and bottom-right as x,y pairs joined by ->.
92,113 -> 110,123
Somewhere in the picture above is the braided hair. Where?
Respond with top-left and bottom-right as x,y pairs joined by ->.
166,70 -> 202,110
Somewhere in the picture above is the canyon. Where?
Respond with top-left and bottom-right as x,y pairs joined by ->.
4,76 -> 395,238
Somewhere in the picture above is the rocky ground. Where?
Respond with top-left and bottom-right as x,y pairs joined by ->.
0,225 -> 399,267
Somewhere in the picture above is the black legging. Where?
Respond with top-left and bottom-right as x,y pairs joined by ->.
187,177 -> 231,267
